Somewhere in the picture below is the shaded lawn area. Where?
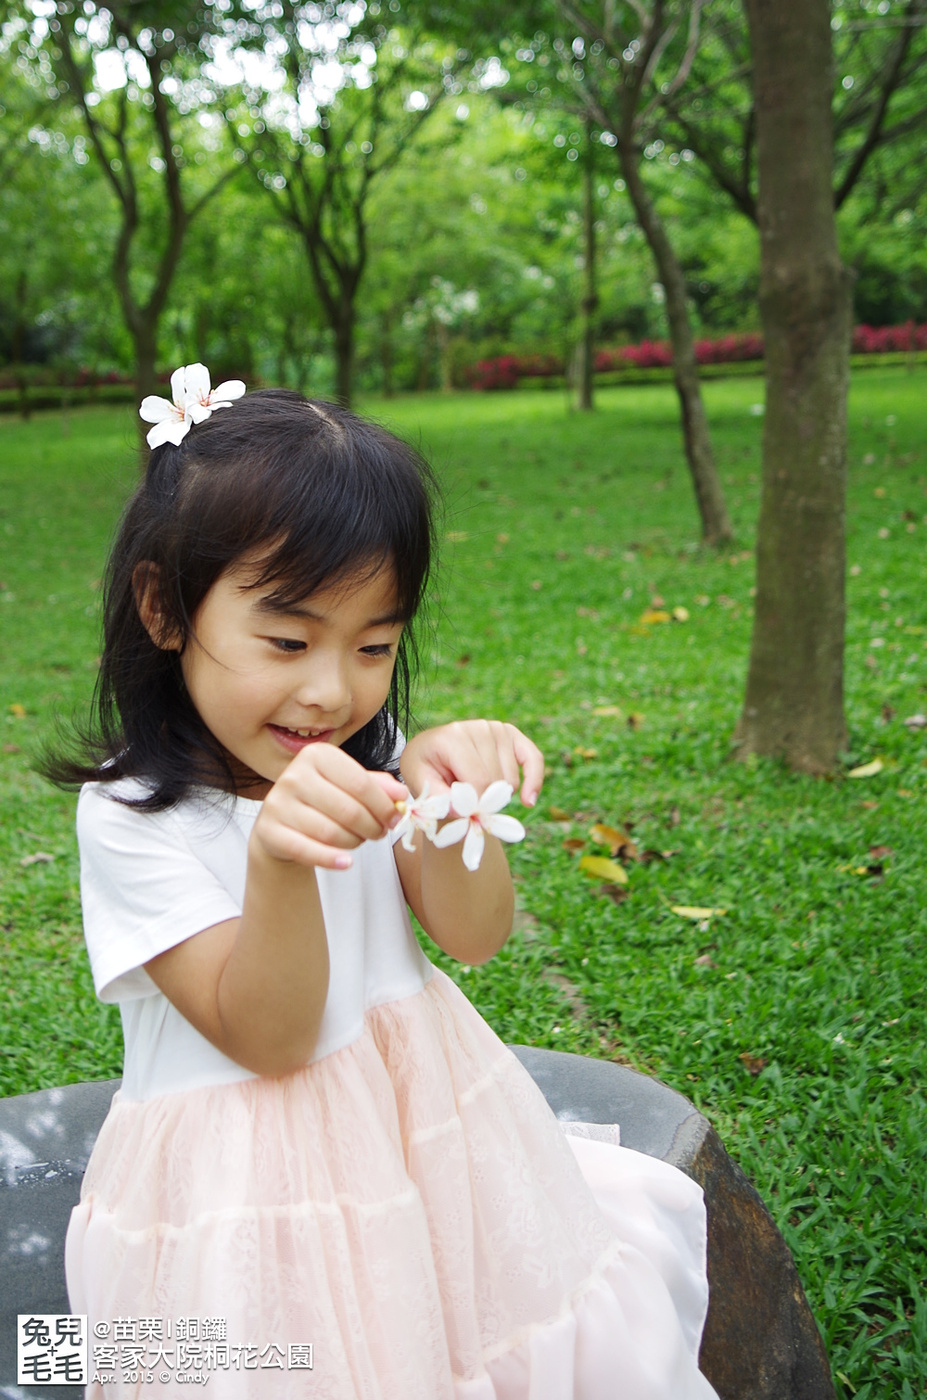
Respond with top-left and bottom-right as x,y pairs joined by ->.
2,370 -> 926,1398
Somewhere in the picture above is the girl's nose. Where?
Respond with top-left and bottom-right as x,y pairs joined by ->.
294,653 -> 350,715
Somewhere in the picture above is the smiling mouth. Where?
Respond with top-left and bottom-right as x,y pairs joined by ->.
269,724 -> 336,749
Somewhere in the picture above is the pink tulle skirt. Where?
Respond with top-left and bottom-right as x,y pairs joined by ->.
66,970 -> 717,1398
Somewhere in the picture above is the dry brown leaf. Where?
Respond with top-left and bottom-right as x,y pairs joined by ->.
627,712 -> 645,730
598,883 -> 629,905
562,838 -> 586,854
548,806 -> 571,821
20,852 -> 54,867
739,1052 -> 767,1076
2,743 -> 21,754
579,855 -> 629,885
8,703 -> 26,718
869,845 -> 893,861
573,746 -> 598,759
589,823 -> 632,851
694,954 -> 717,968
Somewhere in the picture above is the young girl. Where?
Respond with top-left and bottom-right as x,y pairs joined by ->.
57,368 -> 718,1398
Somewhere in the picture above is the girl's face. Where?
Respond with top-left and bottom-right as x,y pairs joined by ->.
168,555 -> 405,797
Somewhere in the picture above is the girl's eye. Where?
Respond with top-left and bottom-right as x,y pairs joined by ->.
271,638 -> 306,653
361,644 -> 394,658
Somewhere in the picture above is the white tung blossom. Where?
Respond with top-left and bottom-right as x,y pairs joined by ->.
433,781 -> 525,872
139,362 -> 245,449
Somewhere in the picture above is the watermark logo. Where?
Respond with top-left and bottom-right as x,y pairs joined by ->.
17,1315 -> 88,1386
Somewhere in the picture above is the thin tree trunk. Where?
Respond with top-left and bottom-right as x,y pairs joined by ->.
333,312 -> 355,409
577,121 -> 597,412
735,0 -> 853,773
620,140 -> 733,545
381,310 -> 395,398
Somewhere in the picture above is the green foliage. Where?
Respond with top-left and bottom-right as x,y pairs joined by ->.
1,369 -> 926,1394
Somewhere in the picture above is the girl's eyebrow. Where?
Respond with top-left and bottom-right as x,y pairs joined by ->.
251,597 -> 406,627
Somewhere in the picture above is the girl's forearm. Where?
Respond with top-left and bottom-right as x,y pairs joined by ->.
216,844 -> 330,1076
417,835 -> 514,964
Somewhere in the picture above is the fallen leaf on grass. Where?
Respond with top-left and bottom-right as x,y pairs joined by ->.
548,806 -> 571,821
672,606 -> 690,622
562,838 -> 586,854
20,852 -> 54,866
8,703 -> 26,718
573,746 -> 598,760
597,883 -> 629,905
589,822 -> 633,853
847,758 -> 883,778
592,704 -> 622,717
694,953 -> 717,968
671,905 -> 727,919
739,1052 -> 767,1076
639,609 -> 671,625
639,848 -> 677,864
2,744 -> 21,754
903,714 -> 927,729
579,855 -> 629,885
869,845 -> 893,861
627,712 -> 645,730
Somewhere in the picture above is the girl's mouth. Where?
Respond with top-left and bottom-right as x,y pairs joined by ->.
269,724 -> 336,752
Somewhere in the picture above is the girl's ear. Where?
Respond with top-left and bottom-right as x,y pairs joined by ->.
133,562 -> 182,652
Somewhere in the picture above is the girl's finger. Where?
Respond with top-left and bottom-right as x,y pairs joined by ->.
511,727 -> 545,807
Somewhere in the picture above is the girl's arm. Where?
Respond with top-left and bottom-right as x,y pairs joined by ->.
144,746 -> 405,1077
394,720 -> 544,964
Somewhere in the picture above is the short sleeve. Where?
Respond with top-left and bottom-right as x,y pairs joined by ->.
77,784 -> 243,1003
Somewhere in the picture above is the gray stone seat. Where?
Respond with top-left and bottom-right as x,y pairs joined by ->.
0,1052 -> 834,1399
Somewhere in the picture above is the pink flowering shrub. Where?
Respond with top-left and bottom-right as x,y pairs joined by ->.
468,322 -> 926,389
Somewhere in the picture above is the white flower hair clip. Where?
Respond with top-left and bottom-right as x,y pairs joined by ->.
396,780 -> 526,871
139,362 -> 246,449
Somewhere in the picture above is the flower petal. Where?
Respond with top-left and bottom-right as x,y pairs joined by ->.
212,379 -> 246,402
146,416 -> 191,449
188,401 -> 213,424
432,817 -> 468,848
477,780 -> 514,815
462,822 -> 485,871
183,362 -> 211,404
139,394 -> 175,424
483,813 -> 525,844
169,366 -> 187,407
449,781 -> 478,818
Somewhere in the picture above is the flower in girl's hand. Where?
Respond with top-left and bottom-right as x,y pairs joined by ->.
433,781 -> 526,872
393,783 -> 451,852
139,362 -> 246,448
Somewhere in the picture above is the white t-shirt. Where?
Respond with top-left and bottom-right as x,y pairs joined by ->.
77,777 -> 431,1102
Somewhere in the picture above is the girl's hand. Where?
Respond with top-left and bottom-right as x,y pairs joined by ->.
400,720 -> 544,810
252,744 -> 407,870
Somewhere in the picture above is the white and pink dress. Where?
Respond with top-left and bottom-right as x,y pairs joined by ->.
67,778 -> 719,1399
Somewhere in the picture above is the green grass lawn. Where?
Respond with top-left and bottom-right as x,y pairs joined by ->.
2,371 -> 926,1398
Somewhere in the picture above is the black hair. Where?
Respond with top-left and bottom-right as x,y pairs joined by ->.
42,390 -> 438,810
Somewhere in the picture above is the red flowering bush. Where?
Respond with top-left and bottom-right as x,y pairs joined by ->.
468,321 -> 926,389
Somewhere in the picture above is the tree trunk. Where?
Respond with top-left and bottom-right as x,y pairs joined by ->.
620,140 -> 733,545
333,305 -> 355,409
577,120 -> 597,412
735,0 -> 853,774
133,322 -> 159,456
380,310 -> 395,397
